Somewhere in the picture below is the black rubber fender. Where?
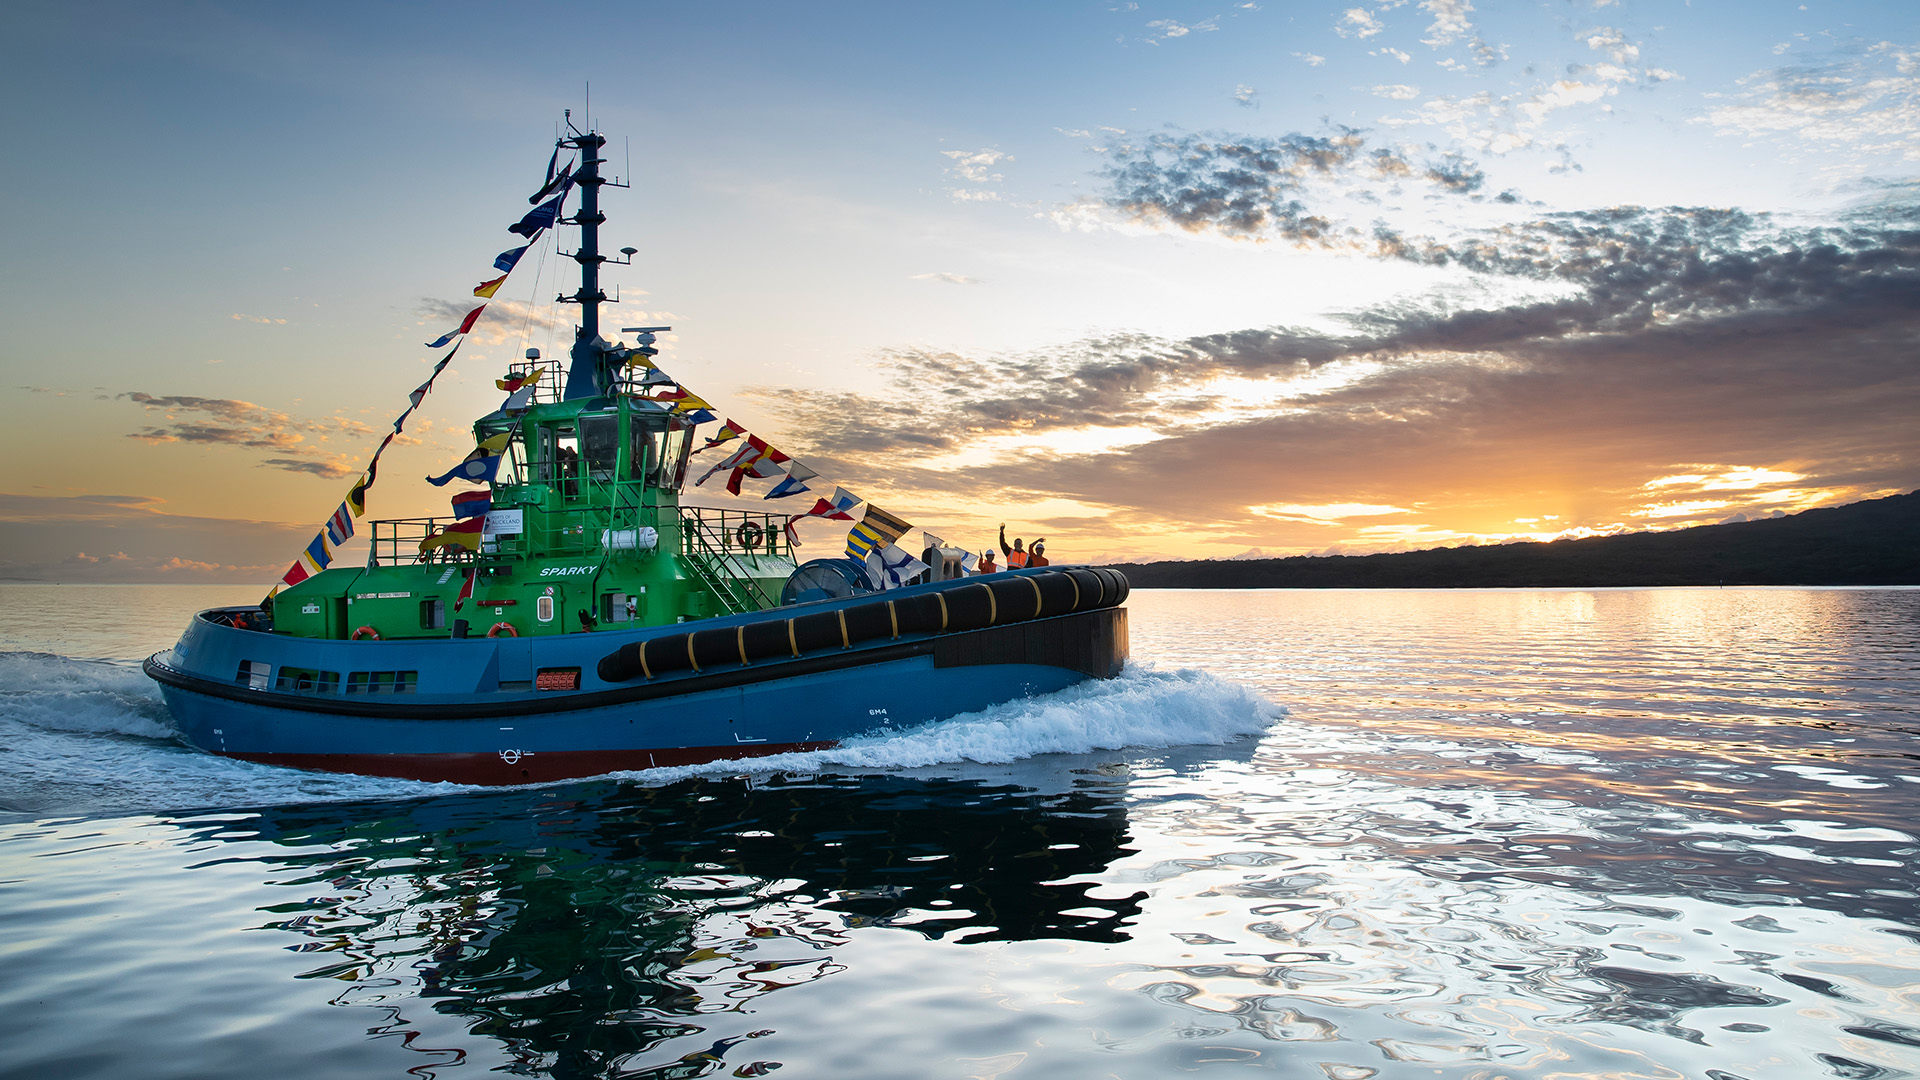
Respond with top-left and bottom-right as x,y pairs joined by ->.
689,625 -> 742,671
741,617 -> 796,663
790,608 -> 849,652
599,567 -> 1131,683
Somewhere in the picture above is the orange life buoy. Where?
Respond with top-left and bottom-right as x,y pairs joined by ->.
487,621 -> 518,638
350,625 -> 380,641
735,521 -> 764,550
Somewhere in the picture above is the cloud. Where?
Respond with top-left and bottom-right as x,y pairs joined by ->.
939,148 -> 1014,204
417,296 -> 563,345
122,392 -> 373,477
740,148 -> 1920,555
941,148 -> 1010,183
911,272 -> 983,285
1251,503 -> 1414,523
1582,25 -> 1640,65
1373,47 -> 1412,64
1418,0 -> 1474,47
1335,7 -> 1386,39
258,457 -> 358,478
1703,41 -> 1920,164
1467,35 -> 1505,67
1232,83 -> 1259,107
1145,17 -> 1217,40
1295,52 -> 1327,66
0,492 -> 308,583
1373,84 -> 1422,100
1367,23 -> 1667,154
230,313 -> 288,325
1089,129 -> 1486,244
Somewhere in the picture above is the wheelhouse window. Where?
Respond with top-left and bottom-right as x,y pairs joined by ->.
474,420 -> 523,485
578,412 -> 620,480
631,418 -> 693,491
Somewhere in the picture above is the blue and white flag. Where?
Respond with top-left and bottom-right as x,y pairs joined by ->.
495,243 -> 533,273
865,544 -> 928,591
763,461 -> 817,500
426,432 -> 511,487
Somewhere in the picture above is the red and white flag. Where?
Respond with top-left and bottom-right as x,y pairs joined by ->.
800,487 -> 862,521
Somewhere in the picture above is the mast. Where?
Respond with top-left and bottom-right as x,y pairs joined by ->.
562,123 -> 609,399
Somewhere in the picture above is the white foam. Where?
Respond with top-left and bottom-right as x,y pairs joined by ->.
0,652 -> 176,739
621,663 -> 1282,784
0,651 -> 460,818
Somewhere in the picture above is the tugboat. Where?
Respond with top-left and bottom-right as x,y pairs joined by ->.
145,120 -> 1129,784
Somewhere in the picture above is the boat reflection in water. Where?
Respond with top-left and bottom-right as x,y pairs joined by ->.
226,773 -> 1141,1077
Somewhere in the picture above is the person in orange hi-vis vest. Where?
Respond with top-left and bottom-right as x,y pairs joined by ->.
999,524 -> 1028,568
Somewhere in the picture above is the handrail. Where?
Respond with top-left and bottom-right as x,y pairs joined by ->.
678,506 -> 790,614
495,358 -> 671,406
367,517 -> 478,567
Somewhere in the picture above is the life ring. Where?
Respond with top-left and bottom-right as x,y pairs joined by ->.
487,621 -> 518,638
735,521 -> 764,550
350,625 -> 380,641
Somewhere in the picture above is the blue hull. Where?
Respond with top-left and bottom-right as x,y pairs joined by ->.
147,568 -> 1129,784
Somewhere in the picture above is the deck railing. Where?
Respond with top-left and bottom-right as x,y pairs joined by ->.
364,503 -> 794,582
495,357 -> 675,406
678,505 -> 791,613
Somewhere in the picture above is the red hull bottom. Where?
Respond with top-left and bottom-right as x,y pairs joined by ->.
230,741 -> 839,785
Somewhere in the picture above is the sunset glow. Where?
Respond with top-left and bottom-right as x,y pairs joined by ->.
2,1 -> 1915,580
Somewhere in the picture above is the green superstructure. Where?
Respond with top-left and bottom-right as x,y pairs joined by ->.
271,360 -> 796,642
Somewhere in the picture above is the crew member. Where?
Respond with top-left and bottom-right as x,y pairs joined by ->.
999,524 -> 1029,568
977,550 -> 998,574
1028,540 -> 1049,567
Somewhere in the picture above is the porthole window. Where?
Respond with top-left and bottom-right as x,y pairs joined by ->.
536,595 -> 555,622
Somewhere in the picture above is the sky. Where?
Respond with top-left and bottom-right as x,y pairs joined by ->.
2,0 -> 1916,581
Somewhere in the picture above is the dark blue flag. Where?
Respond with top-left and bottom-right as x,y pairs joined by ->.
530,162 -> 573,204
495,244 -> 532,273
510,194 -> 563,238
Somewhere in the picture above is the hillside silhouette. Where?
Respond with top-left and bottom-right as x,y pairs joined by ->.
1107,490 -> 1920,588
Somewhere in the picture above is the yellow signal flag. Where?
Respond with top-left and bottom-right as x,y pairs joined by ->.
474,274 -> 507,298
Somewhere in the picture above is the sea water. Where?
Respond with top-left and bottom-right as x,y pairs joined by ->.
1,584 -> 1917,1079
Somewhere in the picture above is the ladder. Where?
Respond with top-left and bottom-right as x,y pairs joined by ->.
679,511 -> 780,615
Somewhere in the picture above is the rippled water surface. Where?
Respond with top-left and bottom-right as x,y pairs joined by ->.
3,585 -> 1918,1079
